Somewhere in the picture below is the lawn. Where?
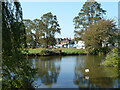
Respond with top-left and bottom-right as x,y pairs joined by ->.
56,48 -> 86,54
22,48 -> 43,54
22,48 -> 86,55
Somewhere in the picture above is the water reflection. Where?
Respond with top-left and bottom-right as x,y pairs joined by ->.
29,55 -> 120,88
74,55 -> 119,88
30,56 -> 62,88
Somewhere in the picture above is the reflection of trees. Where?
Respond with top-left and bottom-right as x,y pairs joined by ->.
31,56 -> 62,87
73,56 -> 89,88
74,55 -> 119,88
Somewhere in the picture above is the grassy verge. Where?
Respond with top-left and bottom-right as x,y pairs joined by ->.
56,48 -> 86,55
22,48 -> 43,54
22,48 -> 86,56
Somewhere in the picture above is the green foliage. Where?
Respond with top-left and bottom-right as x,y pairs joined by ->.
2,53 -> 36,89
40,12 -> 61,48
2,1 -> 37,89
73,0 -> 118,55
23,19 -> 35,48
57,48 -> 86,55
84,19 -> 118,54
85,46 -> 111,55
40,49 -> 55,56
73,0 -> 106,40
103,48 -> 119,67
23,12 -> 61,48
85,46 -> 99,55
23,48 -> 86,55
40,49 -> 62,56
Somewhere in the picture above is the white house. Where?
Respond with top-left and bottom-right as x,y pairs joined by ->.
102,40 -> 119,47
75,41 -> 85,49
55,44 -> 62,48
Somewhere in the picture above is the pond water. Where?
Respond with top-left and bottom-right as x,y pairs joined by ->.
29,55 -> 120,88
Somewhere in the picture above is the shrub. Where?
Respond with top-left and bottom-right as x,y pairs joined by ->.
40,49 -> 62,55
102,47 -> 119,67
85,46 -> 99,55
40,49 -> 55,55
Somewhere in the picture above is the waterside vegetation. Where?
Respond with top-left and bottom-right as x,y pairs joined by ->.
2,0 -> 120,89
102,47 -> 120,67
22,48 -> 87,56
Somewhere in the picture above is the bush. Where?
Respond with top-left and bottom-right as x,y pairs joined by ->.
99,47 -> 111,54
102,47 -> 119,67
53,49 -> 62,54
40,49 -> 62,55
40,49 -> 55,55
85,46 -> 111,55
85,46 -> 99,55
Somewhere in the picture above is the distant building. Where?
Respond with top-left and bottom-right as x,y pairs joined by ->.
56,38 -> 72,45
102,40 -> 119,48
75,41 -> 85,49
56,38 -> 85,49
56,38 -> 74,48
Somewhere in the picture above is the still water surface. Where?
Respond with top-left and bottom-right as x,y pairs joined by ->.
29,55 -> 120,88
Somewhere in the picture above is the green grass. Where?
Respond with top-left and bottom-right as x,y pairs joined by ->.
56,48 -> 86,54
22,48 -> 86,55
22,48 -> 43,54
28,48 -> 43,54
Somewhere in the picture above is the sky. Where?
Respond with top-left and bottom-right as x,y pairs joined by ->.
21,1 -> 118,39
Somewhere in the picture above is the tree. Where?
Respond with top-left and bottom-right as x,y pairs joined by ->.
40,12 -> 61,48
2,0 -> 36,89
32,19 -> 46,47
73,0 -> 106,41
23,13 -> 61,48
83,19 -> 118,53
103,47 -> 119,67
23,19 -> 35,48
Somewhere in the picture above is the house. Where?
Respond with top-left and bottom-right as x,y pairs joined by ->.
56,38 -> 85,49
56,38 -> 74,48
75,40 -> 85,49
55,44 -> 62,48
102,40 -> 119,47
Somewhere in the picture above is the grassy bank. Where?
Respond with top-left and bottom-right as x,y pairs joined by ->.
22,48 -> 86,56
57,48 -> 86,55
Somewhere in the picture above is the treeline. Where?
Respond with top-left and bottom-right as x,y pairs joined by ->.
23,12 -> 61,48
73,0 -> 120,67
73,0 -> 119,55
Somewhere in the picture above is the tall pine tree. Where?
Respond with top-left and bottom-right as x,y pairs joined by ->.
73,0 -> 106,41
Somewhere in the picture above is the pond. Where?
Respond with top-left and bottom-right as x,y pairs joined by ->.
29,55 -> 120,88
